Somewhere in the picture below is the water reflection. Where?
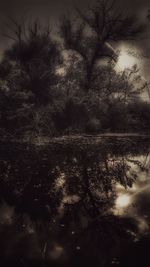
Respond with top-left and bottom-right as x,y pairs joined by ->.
113,153 -> 150,235
116,193 -> 131,208
0,137 -> 150,266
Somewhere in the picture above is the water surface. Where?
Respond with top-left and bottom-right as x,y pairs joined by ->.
0,137 -> 150,267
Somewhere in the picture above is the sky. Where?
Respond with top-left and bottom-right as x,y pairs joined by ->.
0,0 -> 150,99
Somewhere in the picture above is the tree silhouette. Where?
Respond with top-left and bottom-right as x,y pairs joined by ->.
61,0 -> 144,92
3,19 -> 60,106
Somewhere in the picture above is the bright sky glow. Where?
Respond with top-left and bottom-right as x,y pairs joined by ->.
116,194 -> 131,208
117,49 -> 138,70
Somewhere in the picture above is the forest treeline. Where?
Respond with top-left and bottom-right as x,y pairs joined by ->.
0,0 -> 150,140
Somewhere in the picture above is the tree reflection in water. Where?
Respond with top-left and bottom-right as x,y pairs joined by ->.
0,137 -> 150,267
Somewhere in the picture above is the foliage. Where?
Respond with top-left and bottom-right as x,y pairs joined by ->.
0,1 -> 149,138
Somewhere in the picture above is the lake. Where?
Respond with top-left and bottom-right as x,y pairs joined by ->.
0,137 -> 150,267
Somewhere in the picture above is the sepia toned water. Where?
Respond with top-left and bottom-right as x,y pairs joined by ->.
0,137 -> 150,267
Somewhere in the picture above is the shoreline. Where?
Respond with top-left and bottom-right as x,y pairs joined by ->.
0,133 -> 150,146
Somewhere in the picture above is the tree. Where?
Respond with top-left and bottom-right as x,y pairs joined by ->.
2,19 -> 60,106
60,0 -> 144,92
93,63 -> 147,102
0,19 -> 61,136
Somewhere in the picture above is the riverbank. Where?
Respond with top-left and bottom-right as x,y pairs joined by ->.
1,133 -> 150,147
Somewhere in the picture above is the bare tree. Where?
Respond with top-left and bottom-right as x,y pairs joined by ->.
60,0 -> 144,91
